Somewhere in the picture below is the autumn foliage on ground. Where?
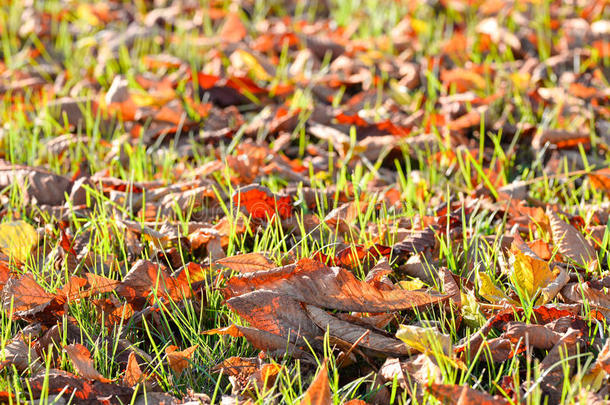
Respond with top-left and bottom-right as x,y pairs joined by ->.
0,0 -> 610,404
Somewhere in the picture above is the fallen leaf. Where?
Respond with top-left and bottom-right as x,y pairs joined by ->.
220,11 -> 247,43
427,384 -> 510,405
547,210 -> 596,265
0,220 -> 38,263
504,322 -> 562,349
165,345 -> 197,374
227,290 -> 321,341
300,362 -> 331,405
29,369 -> 133,403
216,252 -> 276,273
509,246 -> 555,300
64,344 -> 112,383
224,258 -> 447,312
306,305 -> 411,356
396,324 -> 452,358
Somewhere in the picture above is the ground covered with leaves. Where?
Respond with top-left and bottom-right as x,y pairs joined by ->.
0,0 -> 609,404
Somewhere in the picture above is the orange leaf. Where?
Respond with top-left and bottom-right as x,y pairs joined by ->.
64,344 -> 112,383
300,362 -> 331,405
220,12 -> 247,43
165,345 -> 197,374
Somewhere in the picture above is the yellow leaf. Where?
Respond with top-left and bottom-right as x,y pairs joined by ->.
396,324 -> 452,357
410,18 -> 429,35
461,291 -> 486,328
0,221 -> 38,263
477,272 -> 513,304
398,279 -> 425,290
510,249 -> 555,300
396,325 -> 465,370
234,49 -> 273,81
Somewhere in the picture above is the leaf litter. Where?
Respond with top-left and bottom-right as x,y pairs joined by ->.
0,0 -> 609,404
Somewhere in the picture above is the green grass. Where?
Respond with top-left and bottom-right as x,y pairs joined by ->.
0,0 -> 609,403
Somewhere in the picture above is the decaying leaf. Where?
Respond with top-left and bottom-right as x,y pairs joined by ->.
165,345 -> 197,374
64,343 -> 112,383
224,258 -> 448,312
427,384 -> 510,405
215,252 -> 276,274
306,305 -> 410,356
547,210 -> 596,265
300,362 -> 331,405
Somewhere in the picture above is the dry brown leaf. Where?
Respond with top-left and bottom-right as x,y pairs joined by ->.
225,258 -> 447,312
216,252 -> 276,273
122,352 -> 144,388
547,210 -> 596,265
212,357 -> 281,395
538,266 -> 569,305
428,383 -> 510,405
373,355 -> 441,402
504,322 -> 562,350
220,11 -> 247,43
29,369 -> 133,403
441,267 -> 461,307
0,164 -> 72,206
204,324 -> 312,359
0,335 -> 42,373
306,305 -> 411,356
538,328 -> 585,403
1,274 -> 60,317
64,344 -> 112,383
227,290 -> 321,341
300,362 -> 331,405
165,345 -> 197,374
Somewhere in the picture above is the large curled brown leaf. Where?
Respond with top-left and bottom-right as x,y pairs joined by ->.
224,258 -> 447,312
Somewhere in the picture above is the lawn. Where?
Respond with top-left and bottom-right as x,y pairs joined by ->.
0,0 -> 609,404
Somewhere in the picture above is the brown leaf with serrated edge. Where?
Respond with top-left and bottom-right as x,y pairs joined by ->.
305,305 -> 411,356
428,383 -> 510,405
165,345 -> 197,374
224,258 -> 447,312
547,210 -> 596,265
64,344 -> 112,383
2,273 -> 57,313
29,369 -> 133,403
227,290 -> 321,340
300,362 -> 331,405
116,260 -> 187,308
216,252 -> 276,274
